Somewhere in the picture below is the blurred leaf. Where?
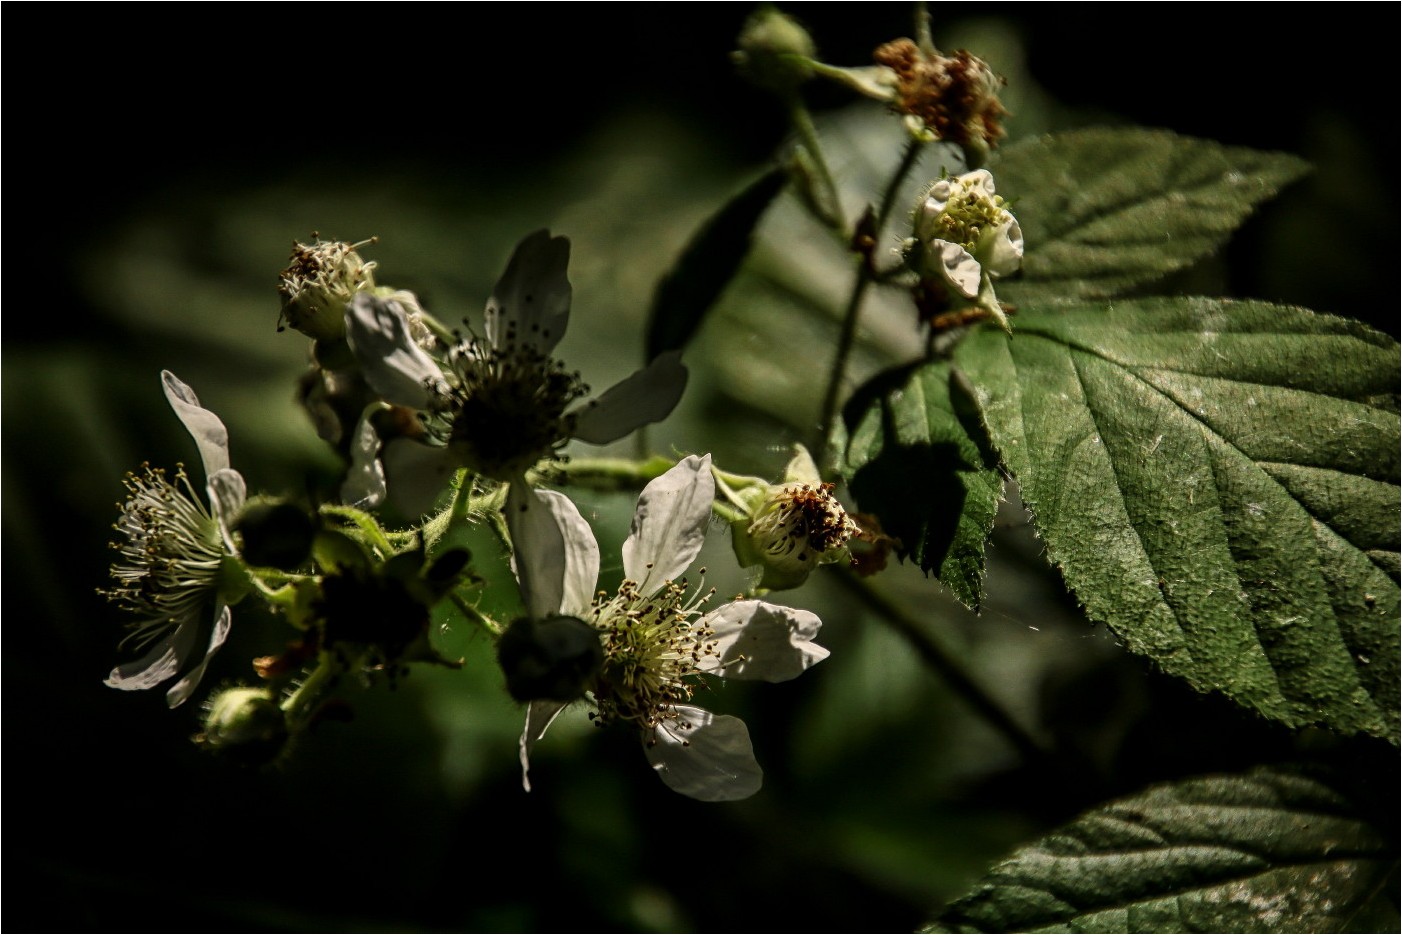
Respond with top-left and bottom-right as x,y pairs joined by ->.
841,359 -> 1003,609
645,167 -> 788,360
955,297 -> 1400,742
992,128 -> 1310,303
923,766 -> 1395,934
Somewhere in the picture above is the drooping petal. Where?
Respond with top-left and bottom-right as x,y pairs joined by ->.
644,705 -> 762,802
345,293 -> 447,409
698,600 -> 829,682
506,481 -> 600,619
162,371 -> 230,480
930,239 -> 982,299
340,408 -> 388,509
165,604 -> 234,708
206,468 -> 247,553
621,454 -> 713,590
569,351 -> 688,445
519,699 -> 569,792
103,627 -> 189,691
485,229 -> 572,355
381,438 -> 456,518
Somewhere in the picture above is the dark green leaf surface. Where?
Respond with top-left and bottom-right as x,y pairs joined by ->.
842,359 -> 1003,609
645,167 -> 787,360
924,767 -> 1396,933
956,297 -> 1400,741
991,128 -> 1310,303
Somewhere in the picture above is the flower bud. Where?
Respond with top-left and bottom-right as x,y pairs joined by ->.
733,6 -> 816,95
277,237 -> 377,341
497,615 -> 604,703
199,687 -> 287,765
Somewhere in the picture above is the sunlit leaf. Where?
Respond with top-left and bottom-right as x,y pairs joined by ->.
992,128 -> 1311,303
956,297 -> 1400,742
924,767 -> 1395,934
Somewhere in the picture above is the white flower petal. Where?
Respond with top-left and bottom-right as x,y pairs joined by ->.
345,293 -> 446,409
381,438 -> 456,519
207,469 -> 247,553
780,444 -> 822,486
165,604 -> 233,708
506,482 -> 600,619
964,168 -> 997,195
622,453 -> 713,589
931,240 -> 982,299
340,409 -> 388,509
569,351 -> 688,445
103,625 -> 191,691
485,229 -> 572,355
644,705 -> 762,802
984,217 -> 1025,278
698,600 -> 829,682
161,370 -> 230,480
519,699 -> 569,792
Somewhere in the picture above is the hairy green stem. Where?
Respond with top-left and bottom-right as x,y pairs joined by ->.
789,100 -> 845,233
281,651 -> 349,731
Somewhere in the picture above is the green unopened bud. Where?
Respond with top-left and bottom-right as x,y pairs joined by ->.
277,236 -> 377,340
734,6 -> 816,95
235,499 -> 315,571
200,687 -> 287,765
497,615 -> 604,703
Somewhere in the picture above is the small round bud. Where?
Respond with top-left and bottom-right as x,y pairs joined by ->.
200,687 -> 287,765
734,6 -> 816,95
277,237 -> 377,341
235,500 -> 315,571
497,615 -> 604,703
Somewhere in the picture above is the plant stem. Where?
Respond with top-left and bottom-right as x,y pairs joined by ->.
281,651 -> 346,731
832,566 -> 1051,766
815,138 -> 926,473
789,99 -> 845,233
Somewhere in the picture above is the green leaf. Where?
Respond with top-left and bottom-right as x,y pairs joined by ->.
955,297 -> 1400,742
991,128 -> 1311,303
645,167 -> 788,360
841,359 -> 1004,609
923,767 -> 1396,934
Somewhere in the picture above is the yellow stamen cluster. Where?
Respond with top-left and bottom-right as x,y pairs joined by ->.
100,464 -> 223,646
437,324 -> 589,481
585,572 -> 718,731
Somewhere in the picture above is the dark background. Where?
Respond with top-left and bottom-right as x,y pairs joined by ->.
6,5 -> 1397,932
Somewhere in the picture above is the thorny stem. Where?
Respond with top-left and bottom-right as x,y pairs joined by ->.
451,592 -> 502,638
832,565 -> 1052,766
815,138 -> 927,473
281,651 -> 349,731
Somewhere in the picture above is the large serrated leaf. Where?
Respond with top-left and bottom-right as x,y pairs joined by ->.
924,767 -> 1396,934
990,128 -> 1310,303
644,167 -> 788,360
841,359 -> 1004,609
955,297 -> 1400,742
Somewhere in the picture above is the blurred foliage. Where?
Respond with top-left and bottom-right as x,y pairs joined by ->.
6,5 -> 1396,932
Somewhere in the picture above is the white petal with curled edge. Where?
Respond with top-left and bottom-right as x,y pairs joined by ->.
621,454 -> 713,590
382,438 -> 456,519
165,604 -> 233,708
506,481 -> 602,620
207,469 -> 247,552
104,626 -> 190,691
485,229 -> 572,355
345,293 -> 447,409
162,370 -> 230,479
340,409 -> 388,509
569,351 -> 688,445
644,705 -> 762,802
519,699 -> 569,792
932,239 -> 982,299
984,217 -> 1025,278
698,600 -> 829,682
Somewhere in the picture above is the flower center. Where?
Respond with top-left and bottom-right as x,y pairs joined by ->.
437,328 -> 589,481
929,181 -> 1010,252
586,574 -> 718,730
748,482 -> 856,573
101,464 -> 224,646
